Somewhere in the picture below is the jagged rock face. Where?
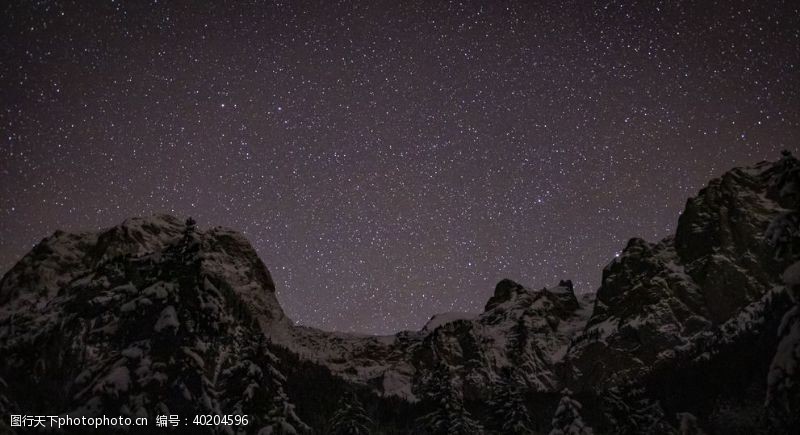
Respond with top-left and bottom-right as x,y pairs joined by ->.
485,278 -> 526,311
676,163 -> 791,322
567,155 -> 800,392
567,237 -> 706,388
415,279 -> 589,398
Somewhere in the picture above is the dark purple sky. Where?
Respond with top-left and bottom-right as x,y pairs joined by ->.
1,0 -> 798,333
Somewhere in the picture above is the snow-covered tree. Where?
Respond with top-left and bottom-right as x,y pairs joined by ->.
185,216 -> 197,233
261,398 -> 311,435
416,362 -> 485,435
218,338 -> 310,434
677,412 -> 707,435
600,387 -> 672,433
181,217 -> 200,259
328,392 -> 373,435
549,389 -> 593,435
487,372 -> 534,434
767,262 -> 800,432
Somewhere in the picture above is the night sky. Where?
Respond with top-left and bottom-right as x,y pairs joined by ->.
1,1 -> 798,334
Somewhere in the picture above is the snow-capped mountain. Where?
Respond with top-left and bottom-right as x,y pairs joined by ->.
0,217 -> 306,434
559,151 -> 800,433
567,155 -> 799,385
1,152 -> 798,434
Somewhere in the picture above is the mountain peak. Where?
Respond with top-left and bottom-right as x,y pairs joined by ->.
0,214 -> 283,318
484,278 -> 525,311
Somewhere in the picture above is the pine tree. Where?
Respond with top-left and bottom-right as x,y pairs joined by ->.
185,216 -> 197,233
328,392 -> 373,435
220,339 -> 311,434
488,372 -> 534,434
415,362 -> 485,435
181,217 -> 200,260
600,387 -> 672,433
549,389 -> 593,435
262,398 -> 312,435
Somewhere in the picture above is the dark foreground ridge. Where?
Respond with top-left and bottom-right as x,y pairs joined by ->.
1,152 -> 799,434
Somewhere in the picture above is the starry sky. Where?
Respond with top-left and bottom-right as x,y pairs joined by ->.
1,0 -> 798,333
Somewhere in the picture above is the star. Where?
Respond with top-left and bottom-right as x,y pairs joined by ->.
0,0 -> 797,334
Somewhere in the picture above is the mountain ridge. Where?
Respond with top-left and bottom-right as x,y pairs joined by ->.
1,152 -> 798,434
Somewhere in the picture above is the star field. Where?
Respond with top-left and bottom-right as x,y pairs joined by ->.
1,0 -> 798,333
